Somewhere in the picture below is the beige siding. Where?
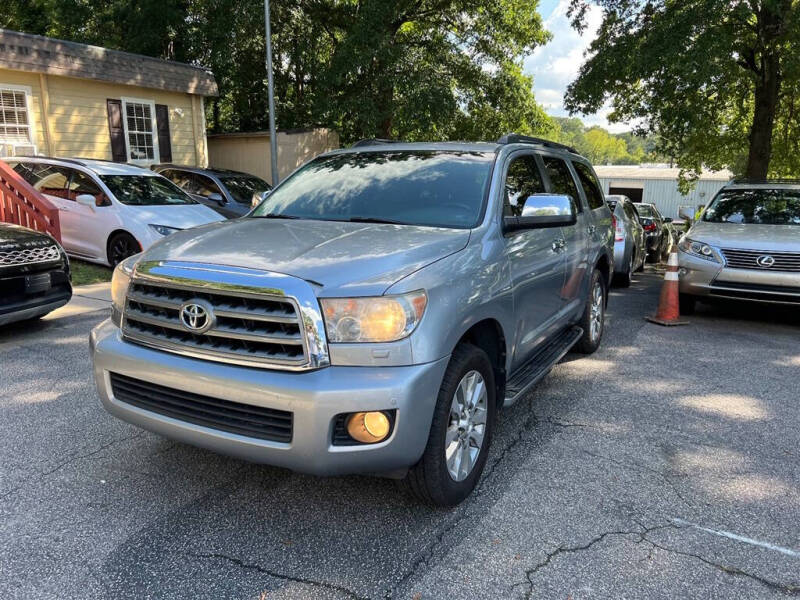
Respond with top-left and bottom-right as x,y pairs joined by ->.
0,70 -> 47,152
1,68 -> 207,166
207,129 -> 340,181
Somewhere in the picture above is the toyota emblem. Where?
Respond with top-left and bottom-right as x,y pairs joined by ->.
756,255 -> 775,268
179,299 -> 215,333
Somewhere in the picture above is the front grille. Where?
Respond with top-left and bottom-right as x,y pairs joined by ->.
0,245 -> 60,267
721,248 -> 800,272
710,281 -> 800,304
110,372 -> 293,442
122,281 -> 308,369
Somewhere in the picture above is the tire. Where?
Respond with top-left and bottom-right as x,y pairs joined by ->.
635,247 -> 645,272
107,232 -> 141,267
614,252 -> 633,288
401,343 -> 496,506
574,268 -> 606,355
679,293 -> 697,315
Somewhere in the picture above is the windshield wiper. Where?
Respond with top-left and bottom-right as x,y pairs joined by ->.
346,216 -> 408,225
254,213 -> 302,219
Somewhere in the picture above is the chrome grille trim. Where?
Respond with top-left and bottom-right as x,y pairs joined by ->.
0,245 -> 60,267
121,261 -> 330,371
721,248 -> 800,272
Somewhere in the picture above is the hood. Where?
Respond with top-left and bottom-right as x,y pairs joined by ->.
139,218 -> 471,296
123,203 -> 224,230
0,223 -> 56,252
689,221 -> 800,252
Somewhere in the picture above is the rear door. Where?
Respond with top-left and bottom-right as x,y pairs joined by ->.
502,152 -> 567,368
571,160 -> 612,296
14,163 -> 78,253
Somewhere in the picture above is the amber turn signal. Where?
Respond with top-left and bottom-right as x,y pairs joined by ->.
346,411 -> 391,443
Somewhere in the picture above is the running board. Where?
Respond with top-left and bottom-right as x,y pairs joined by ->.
503,326 -> 583,407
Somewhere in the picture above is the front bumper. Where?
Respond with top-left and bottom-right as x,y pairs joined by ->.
678,250 -> 800,304
90,319 -> 449,476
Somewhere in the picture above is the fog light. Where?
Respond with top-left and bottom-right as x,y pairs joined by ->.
346,411 -> 391,443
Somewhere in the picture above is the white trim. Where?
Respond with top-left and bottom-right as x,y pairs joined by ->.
0,83 -> 38,154
120,96 -> 160,165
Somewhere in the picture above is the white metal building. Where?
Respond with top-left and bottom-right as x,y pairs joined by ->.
594,165 -> 732,219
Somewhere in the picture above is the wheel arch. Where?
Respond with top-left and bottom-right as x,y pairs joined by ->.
453,318 -> 508,406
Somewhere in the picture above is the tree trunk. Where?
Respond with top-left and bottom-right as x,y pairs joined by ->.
378,84 -> 393,138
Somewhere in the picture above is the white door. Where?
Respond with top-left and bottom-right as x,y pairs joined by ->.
62,168 -> 116,261
25,164 -> 82,254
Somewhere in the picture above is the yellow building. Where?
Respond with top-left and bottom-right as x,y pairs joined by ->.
0,29 -> 217,167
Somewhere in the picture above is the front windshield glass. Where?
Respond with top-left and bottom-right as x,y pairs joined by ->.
251,150 -> 495,228
703,188 -> 800,225
221,175 -> 272,204
100,175 -> 197,206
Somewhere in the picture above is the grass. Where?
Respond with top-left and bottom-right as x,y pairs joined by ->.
70,259 -> 112,286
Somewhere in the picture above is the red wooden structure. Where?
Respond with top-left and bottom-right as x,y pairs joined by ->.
0,158 -> 62,242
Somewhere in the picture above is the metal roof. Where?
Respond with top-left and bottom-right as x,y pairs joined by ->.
0,28 -> 218,96
594,165 -> 732,181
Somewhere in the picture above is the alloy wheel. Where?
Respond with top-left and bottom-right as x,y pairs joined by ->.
590,280 -> 604,342
445,370 -> 488,482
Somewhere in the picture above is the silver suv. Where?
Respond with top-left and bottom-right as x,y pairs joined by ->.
90,136 -> 613,505
679,180 -> 800,312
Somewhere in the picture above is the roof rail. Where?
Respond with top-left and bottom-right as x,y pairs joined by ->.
731,177 -> 800,184
10,155 -> 89,166
350,138 -> 402,148
497,133 -> 578,154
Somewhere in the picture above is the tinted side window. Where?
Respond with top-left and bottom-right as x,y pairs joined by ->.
623,201 -> 638,221
573,162 -> 605,210
161,169 -> 193,190
17,164 -> 70,198
193,174 -> 223,197
503,155 -> 546,217
542,157 -> 581,210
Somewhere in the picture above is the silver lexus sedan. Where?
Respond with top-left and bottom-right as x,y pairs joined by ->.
678,180 -> 800,313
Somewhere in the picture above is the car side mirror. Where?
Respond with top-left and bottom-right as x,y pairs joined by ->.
208,192 -> 225,206
678,207 -> 694,222
76,194 -> 97,209
504,194 -> 577,232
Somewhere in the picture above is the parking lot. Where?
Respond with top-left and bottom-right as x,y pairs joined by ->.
1,271 -> 798,599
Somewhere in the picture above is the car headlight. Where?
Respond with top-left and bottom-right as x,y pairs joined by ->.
110,256 -> 136,326
678,237 -> 720,262
321,291 -> 427,343
149,224 -> 181,236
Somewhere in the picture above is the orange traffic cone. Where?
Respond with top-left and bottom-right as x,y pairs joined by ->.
645,246 -> 688,326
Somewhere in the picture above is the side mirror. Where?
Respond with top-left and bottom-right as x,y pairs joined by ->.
678,207 -> 694,222
76,194 -> 97,209
504,194 -> 577,232
208,192 -> 225,206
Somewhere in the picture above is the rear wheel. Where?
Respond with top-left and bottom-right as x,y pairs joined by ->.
401,343 -> 496,506
107,232 -> 141,267
574,268 -> 606,354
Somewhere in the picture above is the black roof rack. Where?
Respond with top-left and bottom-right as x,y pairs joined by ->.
731,177 -> 800,184
350,138 -> 402,148
497,133 -> 578,154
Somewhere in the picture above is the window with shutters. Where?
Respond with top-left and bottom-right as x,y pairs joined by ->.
121,97 -> 159,163
0,85 -> 36,152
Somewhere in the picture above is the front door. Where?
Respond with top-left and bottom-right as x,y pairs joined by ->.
502,153 -> 566,369
62,168 -> 114,260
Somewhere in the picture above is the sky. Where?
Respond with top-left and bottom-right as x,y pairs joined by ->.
523,0 -> 629,133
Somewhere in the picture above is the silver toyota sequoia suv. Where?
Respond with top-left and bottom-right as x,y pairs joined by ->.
90,135 -> 613,505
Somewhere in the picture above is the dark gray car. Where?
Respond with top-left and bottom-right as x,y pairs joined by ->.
92,135 -> 614,505
153,165 -> 271,218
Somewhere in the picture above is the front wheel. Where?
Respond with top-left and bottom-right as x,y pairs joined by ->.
107,232 -> 141,267
574,268 -> 606,354
401,343 -> 496,506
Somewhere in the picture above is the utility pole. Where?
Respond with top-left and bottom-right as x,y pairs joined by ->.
264,0 -> 279,186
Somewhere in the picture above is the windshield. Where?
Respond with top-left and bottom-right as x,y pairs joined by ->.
636,204 -> 656,217
221,175 -> 272,204
100,175 -> 196,206
703,188 -> 800,225
251,150 -> 494,228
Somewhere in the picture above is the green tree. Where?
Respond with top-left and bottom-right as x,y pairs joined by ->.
565,0 -> 800,181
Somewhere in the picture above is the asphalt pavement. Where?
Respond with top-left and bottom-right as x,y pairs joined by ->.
1,271 -> 798,599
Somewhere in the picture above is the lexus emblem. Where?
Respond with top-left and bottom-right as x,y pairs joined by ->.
756,255 -> 775,268
179,299 -> 215,333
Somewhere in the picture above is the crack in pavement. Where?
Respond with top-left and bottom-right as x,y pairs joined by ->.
544,416 -> 602,430
582,449 -> 694,508
513,521 -> 800,598
192,552 -> 370,600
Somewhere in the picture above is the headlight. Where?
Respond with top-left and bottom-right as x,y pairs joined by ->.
678,237 -> 720,262
321,291 -> 427,343
149,224 -> 181,236
110,256 -> 136,326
